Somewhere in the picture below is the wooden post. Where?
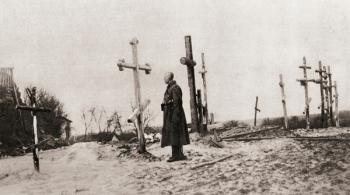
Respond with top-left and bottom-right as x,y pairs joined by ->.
315,61 -> 326,128
333,81 -> 339,127
180,35 -> 199,133
199,53 -> 209,129
16,87 -> 51,172
279,74 -> 289,129
254,96 -> 261,127
327,66 -> 334,126
117,38 -> 152,153
296,57 -> 312,129
197,90 -> 204,134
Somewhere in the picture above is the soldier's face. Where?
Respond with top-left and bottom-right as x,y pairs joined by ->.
164,74 -> 172,84
164,75 -> 171,84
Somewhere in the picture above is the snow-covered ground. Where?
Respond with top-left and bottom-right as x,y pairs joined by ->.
1,128 -> 350,195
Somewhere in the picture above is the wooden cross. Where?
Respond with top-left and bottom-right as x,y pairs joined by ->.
254,96 -> 260,127
322,66 -> 332,127
315,61 -> 327,128
180,35 -> 199,133
296,57 -> 313,129
333,81 -> 339,127
326,66 -> 334,126
198,53 -> 209,127
16,87 -> 51,172
117,38 -> 151,153
279,74 -> 288,130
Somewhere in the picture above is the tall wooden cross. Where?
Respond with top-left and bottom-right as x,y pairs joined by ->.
16,87 -> 51,172
326,66 -> 334,126
315,61 -> 327,128
296,57 -> 313,129
180,35 -> 199,133
198,53 -> 209,127
333,81 -> 339,127
117,38 -> 151,153
254,96 -> 260,127
279,74 -> 288,129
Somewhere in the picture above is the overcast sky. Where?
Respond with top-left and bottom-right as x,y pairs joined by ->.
1,0 -> 350,134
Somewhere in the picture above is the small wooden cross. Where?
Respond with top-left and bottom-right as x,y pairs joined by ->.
279,74 -> 288,130
180,35 -> 199,133
254,96 -> 261,127
296,57 -> 313,129
16,87 -> 51,172
117,38 -> 151,153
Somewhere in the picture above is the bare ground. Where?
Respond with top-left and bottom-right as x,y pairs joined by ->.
1,128 -> 350,195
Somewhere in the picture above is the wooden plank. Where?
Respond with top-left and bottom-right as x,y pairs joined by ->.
221,126 -> 281,140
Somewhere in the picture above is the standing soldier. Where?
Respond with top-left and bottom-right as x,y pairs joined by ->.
161,72 -> 190,162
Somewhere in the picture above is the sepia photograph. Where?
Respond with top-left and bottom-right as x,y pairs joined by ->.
1,0 -> 350,194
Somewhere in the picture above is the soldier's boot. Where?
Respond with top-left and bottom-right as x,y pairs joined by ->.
176,146 -> 187,161
166,146 -> 177,162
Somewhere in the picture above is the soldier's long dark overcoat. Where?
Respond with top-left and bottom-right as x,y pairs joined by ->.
161,80 -> 190,147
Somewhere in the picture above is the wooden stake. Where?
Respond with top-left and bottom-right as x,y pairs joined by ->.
180,35 -> 199,133
296,57 -> 312,129
254,96 -> 261,127
117,38 -> 152,153
279,74 -> 289,130
16,87 -> 51,172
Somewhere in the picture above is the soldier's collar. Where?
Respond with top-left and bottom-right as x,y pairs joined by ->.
167,80 -> 176,88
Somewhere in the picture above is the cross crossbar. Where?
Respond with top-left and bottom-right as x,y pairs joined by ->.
117,59 -> 151,74
16,105 -> 51,113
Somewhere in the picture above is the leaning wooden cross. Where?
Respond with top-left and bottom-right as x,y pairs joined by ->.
279,74 -> 289,130
296,57 -> 313,129
16,87 -> 51,172
117,38 -> 151,153
254,96 -> 260,127
180,35 -> 199,133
